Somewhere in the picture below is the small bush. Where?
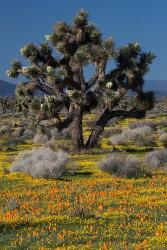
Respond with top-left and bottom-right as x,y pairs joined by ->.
98,153 -> 150,178
2,137 -> 25,151
10,147 -> 70,179
124,156 -> 151,178
123,126 -> 152,140
23,129 -> 34,139
50,128 -> 71,140
110,126 -> 155,146
158,119 -> 167,127
128,120 -> 156,129
158,129 -> 166,135
11,127 -> 25,137
33,134 -> 49,144
159,133 -> 167,146
103,128 -> 122,138
0,125 -> 11,135
145,149 -> 167,168
135,134 -> 156,147
110,127 -> 122,135
109,134 -> 127,145
51,140 -> 72,152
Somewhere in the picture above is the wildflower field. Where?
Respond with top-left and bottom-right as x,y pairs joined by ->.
0,114 -> 167,249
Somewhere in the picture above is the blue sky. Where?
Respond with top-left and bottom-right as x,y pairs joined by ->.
0,0 -> 167,83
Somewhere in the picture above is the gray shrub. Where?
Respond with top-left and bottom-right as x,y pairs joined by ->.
98,153 -> 149,178
50,127 -> 71,140
3,137 -> 25,151
135,134 -> 156,147
103,128 -> 122,138
145,149 -> 167,168
23,129 -> 34,139
128,120 -> 156,129
159,133 -> 167,145
33,134 -> 49,144
109,134 -> 127,145
10,147 -> 70,179
158,119 -> 167,127
11,127 -> 25,137
0,125 -> 11,135
110,126 -> 154,146
123,126 -> 152,141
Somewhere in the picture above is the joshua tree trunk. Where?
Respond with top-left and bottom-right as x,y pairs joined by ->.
71,108 -> 84,151
85,108 -> 111,149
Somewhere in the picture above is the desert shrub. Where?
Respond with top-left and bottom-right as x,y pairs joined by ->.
135,134 -> 156,147
50,127 -> 71,140
123,126 -> 152,140
51,140 -> 72,152
98,153 -> 150,178
158,119 -> 167,127
37,125 -> 49,136
110,128 -> 122,135
2,137 -> 25,151
0,125 -> 11,135
110,126 -> 155,146
23,129 -> 34,139
103,128 -> 122,138
62,128 -> 71,139
145,149 -> 167,168
128,120 -> 156,129
11,127 -> 25,137
99,153 -> 125,174
109,134 -> 127,145
147,114 -> 158,119
158,129 -> 166,135
33,133 -> 49,144
10,147 -> 70,179
147,99 -> 167,117
159,133 -> 167,146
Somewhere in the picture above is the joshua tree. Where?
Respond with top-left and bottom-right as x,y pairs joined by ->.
7,10 -> 155,151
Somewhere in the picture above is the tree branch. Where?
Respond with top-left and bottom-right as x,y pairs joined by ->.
85,108 -> 146,148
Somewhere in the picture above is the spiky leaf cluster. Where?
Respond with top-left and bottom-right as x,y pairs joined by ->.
73,9 -> 89,28
115,43 -> 155,76
103,88 -> 123,108
20,44 -> 40,63
6,60 -> 22,78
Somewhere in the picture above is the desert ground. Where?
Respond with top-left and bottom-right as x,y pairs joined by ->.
0,103 -> 167,249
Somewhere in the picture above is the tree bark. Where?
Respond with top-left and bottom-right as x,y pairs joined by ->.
71,108 -> 84,151
85,108 -> 146,149
85,108 -> 111,149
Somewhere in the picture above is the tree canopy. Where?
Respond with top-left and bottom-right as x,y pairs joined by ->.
7,9 -> 156,151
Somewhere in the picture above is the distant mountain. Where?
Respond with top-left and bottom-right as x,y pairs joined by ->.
145,80 -> 167,97
1,79 -> 167,97
0,80 -> 15,96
